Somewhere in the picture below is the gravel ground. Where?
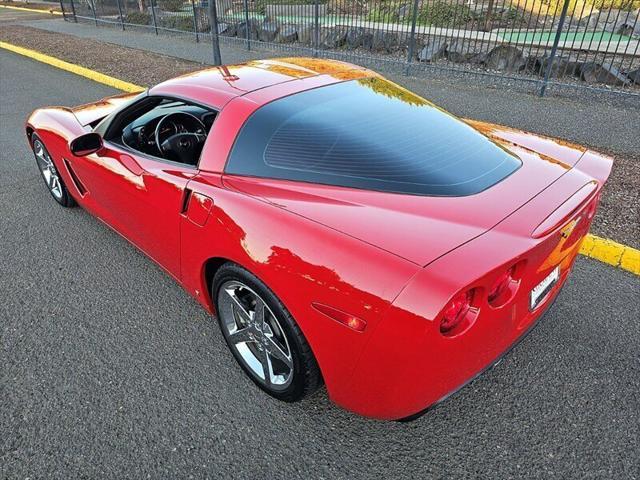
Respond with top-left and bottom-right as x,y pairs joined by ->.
1,50 -> 640,480
1,20 -> 638,248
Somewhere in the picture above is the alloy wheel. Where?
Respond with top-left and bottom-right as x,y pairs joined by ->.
33,139 -> 63,200
217,280 -> 294,390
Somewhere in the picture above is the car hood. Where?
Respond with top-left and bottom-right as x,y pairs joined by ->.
71,92 -> 141,126
223,123 -> 587,266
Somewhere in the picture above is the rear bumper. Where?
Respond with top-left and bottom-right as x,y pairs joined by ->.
398,286 -> 561,422
336,246 -> 579,420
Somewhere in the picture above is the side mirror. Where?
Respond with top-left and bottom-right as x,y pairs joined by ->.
70,132 -> 103,157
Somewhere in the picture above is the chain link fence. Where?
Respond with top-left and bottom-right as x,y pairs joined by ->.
59,0 -> 640,96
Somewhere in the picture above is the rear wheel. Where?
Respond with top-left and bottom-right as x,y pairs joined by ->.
32,134 -> 75,207
212,263 -> 322,402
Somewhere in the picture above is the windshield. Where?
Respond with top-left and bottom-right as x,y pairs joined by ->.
226,78 -> 521,196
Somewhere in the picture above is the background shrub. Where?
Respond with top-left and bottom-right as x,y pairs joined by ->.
159,14 -> 195,29
126,11 -> 151,24
158,0 -> 185,12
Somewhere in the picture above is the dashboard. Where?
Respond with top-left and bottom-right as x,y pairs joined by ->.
121,101 -> 216,158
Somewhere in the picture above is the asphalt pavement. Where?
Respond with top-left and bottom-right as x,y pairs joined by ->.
1,50 -> 639,479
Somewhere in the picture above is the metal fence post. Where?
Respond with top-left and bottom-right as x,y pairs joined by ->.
405,0 -> 420,75
90,0 -> 98,26
209,0 -> 222,65
242,0 -> 250,50
116,0 -> 125,30
313,0 -> 319,57
150,0 -> 159,35
59,0 -> 67,21
190,0 -> 199,43
539,0 -> 570,97
69,0 -> 77,22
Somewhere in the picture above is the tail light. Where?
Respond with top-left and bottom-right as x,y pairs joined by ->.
440,289 -> 478,337
487,265 -> 517,307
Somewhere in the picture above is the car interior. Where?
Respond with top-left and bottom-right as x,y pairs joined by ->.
105,96 -> 217,167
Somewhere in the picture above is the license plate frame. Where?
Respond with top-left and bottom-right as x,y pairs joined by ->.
530,266 -> 560,310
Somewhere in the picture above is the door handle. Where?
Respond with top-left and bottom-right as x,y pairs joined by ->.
183,189 -> 214,226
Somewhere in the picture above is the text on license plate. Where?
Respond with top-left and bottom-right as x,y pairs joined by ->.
530,266 -> 560,310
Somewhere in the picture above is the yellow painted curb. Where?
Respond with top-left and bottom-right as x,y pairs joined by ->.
580,234 -> 640,275
1,40 -> 638,276
0,41 -> 144,93
0,4 -> 62,15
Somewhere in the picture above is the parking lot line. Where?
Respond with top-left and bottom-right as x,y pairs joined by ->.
0,41 -> 143,93
0,4 -> 62,15
1,39 -> 638,276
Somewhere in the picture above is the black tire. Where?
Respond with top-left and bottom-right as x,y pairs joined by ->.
31,134 -> 76,208
212,262 -> 322,402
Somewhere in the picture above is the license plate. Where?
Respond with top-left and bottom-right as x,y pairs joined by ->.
530,266 -> 560,310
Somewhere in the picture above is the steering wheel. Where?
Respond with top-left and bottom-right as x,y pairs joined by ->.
155,112 -> 207,165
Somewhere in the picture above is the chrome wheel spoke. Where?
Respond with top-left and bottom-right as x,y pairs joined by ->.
255,346 -> 272,387
227,326 -> 253,345
264,334 -> 292,368
223,286 -> 252,323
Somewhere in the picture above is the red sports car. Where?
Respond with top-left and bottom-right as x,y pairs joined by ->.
26,58 -> 612,420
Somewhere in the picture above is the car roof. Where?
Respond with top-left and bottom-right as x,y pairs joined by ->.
148,57 -> 377,110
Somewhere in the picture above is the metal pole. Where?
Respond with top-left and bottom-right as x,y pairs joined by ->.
59,0 -> 67,21
69,0 -> 77,22
539,0 -> 570,97
313,0 -> 319,57
209,0 -> 222,65
191,0 -> 199,43
405,0 -> 420,75
150,0 -> 158,35
242,0 -> 250,50
116,0 -> 125,30
90,0 -> 98,26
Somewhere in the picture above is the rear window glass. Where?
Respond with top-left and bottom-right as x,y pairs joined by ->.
225,78 -> 521,196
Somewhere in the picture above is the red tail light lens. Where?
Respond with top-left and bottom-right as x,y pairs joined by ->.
488,266 -> 516,304
440,289 -> 475,336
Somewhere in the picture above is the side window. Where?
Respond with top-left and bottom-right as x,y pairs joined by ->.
105,96 -> 217,167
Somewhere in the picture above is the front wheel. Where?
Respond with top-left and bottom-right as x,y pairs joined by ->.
212,263 -> 322,402
31,134 -> 75,208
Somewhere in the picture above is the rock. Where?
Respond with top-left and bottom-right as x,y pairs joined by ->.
319,27 -> 347,49
447,51 -> 466,63
237,19 -> 259,40
464,52 -> 487,64
258,19 -> 280,42
345,27 -> 366,49
297,25 -> 314,45
276,25 -> 297,43
446,39 -> 472,62
626,68 -> 640,84
368,31 -> 399,53
534,56 -> 582,78
218,22 -> 237,37
417,38 -> 447,62
581,62 -> 630,86
362,30 -> 398,53
485,44 -> 525,71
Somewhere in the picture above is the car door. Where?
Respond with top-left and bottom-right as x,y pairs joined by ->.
68,140 -> 196,279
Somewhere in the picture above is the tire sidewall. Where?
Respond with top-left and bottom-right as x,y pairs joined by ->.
212,264 -> 309,402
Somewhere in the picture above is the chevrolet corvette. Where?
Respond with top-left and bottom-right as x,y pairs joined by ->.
26,58 -> 612,420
